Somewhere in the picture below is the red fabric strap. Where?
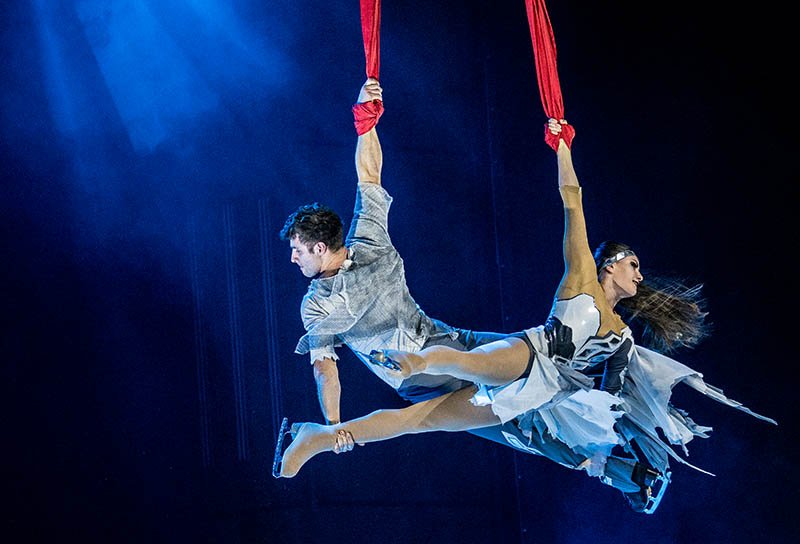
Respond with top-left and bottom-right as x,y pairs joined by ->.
361,0 -> 381,79
524,0 -> 574,151
353,99 -> 384,136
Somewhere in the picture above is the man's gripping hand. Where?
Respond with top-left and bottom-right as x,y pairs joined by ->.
357,78 -> 383,104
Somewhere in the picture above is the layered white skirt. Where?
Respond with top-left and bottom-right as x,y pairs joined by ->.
472,326 -> 777,472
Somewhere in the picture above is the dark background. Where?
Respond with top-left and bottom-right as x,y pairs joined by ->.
2,1 -> 795,543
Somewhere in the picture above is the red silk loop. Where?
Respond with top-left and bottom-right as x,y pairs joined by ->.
360,0 -> 381,79
353,99 -> 384,135
526,0 -> 564,120
526,0 -> 573,151
544,122 -> 575,152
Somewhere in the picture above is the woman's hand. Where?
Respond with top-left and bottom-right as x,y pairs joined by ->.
547,118 -> 567,135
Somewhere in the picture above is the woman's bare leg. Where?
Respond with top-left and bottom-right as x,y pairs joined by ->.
381,337 -> 530,386
278,386 -> 500,477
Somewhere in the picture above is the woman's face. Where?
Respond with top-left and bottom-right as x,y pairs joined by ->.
610,256 -> 643,298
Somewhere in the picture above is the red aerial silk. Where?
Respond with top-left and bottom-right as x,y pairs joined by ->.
360,0 -> 381,80
524,0 -> 574,151
353,0 -> 384,135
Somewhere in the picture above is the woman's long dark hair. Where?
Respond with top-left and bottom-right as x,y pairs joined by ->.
594,241 -> 710,353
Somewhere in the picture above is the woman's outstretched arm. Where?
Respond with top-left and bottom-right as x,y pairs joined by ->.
548,118 -> 594,289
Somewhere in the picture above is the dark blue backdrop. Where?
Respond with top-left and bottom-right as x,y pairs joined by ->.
3,1 -> 795,543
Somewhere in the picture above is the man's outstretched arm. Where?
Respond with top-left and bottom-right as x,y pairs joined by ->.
313,357 -> 341,424
355,78 -> 383,185
314,356 -> 357,452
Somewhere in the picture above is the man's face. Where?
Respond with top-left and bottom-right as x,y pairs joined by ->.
289,235 -> 323,278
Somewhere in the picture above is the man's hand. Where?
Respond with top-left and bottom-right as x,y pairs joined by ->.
357,78 -> 383,104
332,428 -> 363,454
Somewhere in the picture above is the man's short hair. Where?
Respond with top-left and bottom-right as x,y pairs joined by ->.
279,203 -> 344,251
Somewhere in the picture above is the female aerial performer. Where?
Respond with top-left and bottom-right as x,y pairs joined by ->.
273,119 -> 777,514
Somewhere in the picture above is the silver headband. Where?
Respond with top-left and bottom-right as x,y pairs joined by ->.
600,250 -> 637,269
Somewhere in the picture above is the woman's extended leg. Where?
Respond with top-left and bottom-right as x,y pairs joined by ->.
377,336 -> 531,386
278,386 -> 500,477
